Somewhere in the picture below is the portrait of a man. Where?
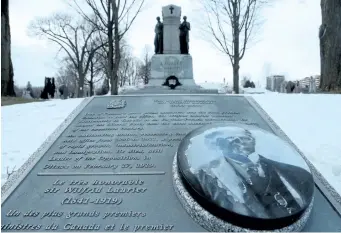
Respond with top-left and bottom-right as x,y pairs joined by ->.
180,126 -> 314,219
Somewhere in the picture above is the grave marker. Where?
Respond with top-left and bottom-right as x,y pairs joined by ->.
1,95 -> 341,232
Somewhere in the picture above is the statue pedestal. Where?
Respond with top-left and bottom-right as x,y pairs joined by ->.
148,54 -> 197,87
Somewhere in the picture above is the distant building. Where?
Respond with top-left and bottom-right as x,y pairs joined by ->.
299,75 -> 320,88
266,75 -> 285,92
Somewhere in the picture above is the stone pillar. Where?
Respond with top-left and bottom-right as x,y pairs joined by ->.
162,4 -> 181,54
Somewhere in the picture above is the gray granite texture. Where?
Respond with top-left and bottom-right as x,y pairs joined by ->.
1,95 -> 341,232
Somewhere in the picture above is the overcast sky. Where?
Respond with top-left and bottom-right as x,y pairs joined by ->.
9,0 -> 320,87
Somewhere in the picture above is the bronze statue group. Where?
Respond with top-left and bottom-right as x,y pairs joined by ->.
154,16 -> 190,55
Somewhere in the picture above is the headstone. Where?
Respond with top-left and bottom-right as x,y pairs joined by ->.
309,77 -> 316,93
58,85 -> 69,100
2,95 -> 341,232
22,90 -> 32,99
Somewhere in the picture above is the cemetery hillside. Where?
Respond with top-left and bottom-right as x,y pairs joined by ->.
1,0 -> 341,232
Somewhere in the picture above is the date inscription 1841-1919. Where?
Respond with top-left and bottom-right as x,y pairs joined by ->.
3,95 -> 337,232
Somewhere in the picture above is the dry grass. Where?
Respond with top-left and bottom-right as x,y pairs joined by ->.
1,97 -> 44,106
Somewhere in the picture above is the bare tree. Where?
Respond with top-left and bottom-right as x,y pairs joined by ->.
1,0 -> 16,96
86,50 -> 105,96
200,0 -> 267,93
129,58 -> 141,86
128,57 -> 140,86
137,46 -> 152,85
319,0 -> 341,92
118,46 -> 136,87
241,75 -> 248,87
55,57 -> 78,97
6,166 -> 16,179
71,0 -> 145,95
29,13 -> 104,97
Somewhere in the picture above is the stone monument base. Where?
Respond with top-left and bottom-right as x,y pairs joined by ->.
148,54 -> 197,87
120,85 -> 219,95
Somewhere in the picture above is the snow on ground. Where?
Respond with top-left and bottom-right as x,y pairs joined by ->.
1,90 -> 341,196
253,94 -> 341,194
198,82 -> 227,93
242,87 -> 270,94
1,98 -> 83,184
104,83 -> 145,96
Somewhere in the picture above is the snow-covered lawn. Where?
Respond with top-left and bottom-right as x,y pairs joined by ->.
1,98 -> 83,183
1,92 -> 341,197
253,94 -> 341,194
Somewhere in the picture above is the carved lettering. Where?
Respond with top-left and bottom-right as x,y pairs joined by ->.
120,224 -> 130,231
106,187 -> 147,194
44,187 -> 60,193
102,211 -> 146,219
136,163 -> 156,169
65,211 -> 100,219
45,223 -> 59,230
99,155 -> 140,161
6,210 -> 21,217
63,223 -> 100,231
41,211 -> 64,219
64,187 -> 102,195
133,224 -> 174,232
53,179 -> 65,185
1,223 -> 42,231
92,179 -> 144,186
61,197 -> 90,205
48,156 -> 72,162
23,210 -> 40,217
61,197 -> 123,205
84,164 -> 118,169
44,164 -> 70,170
69,180 -> 88,185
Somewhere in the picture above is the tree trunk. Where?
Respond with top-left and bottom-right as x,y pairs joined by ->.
233,64 -> 239,94
1,0 -> 16,97
89,61 -> 94,96
77,72 -> 85,97
112,1 -> 120,96
232,3 -> 240,94
89,82 -> 94,96
108,28 -> 114,95
320,0 -> 341,91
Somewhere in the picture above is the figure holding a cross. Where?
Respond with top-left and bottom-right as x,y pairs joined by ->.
179,16 -> 190,54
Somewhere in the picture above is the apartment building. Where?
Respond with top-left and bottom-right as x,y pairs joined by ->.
299,75 -> 320,88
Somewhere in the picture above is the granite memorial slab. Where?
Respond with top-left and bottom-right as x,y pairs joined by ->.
2,95 -> 341,232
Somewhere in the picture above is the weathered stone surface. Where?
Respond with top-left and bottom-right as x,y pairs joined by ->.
162,4 -> 181,54
149,54 -> 195,86
120,87 -> 219,94
1,95 -> 341,232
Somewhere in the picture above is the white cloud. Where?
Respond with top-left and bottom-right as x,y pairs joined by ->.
9,0 -> 321,87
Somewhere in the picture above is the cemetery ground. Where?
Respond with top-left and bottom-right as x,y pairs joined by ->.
1,97 -> 43,106
1,88 -> 341,199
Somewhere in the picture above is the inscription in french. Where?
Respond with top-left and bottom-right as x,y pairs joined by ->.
2,96 -> 272,232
